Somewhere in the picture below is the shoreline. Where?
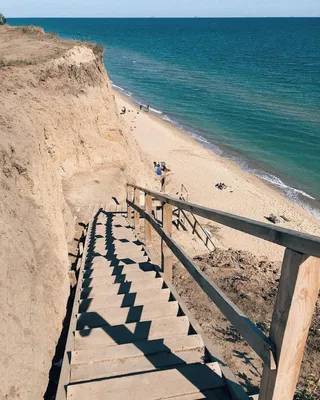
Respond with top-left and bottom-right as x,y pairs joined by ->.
112,84 -> 320,220
115,89 -> 320,261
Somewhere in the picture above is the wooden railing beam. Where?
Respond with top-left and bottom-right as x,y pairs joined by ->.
127,199 -> 275,367
127,184 -> 320,257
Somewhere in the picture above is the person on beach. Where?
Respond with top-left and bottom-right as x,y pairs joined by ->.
140,104 -> 143,111
146,104 -> 150,112
156,163 -> 162,177
161,166 -> 171,192
121,106 -> 126,115
153,161 -> 159,172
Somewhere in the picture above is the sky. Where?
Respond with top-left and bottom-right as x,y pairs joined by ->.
2,0 -> 320,18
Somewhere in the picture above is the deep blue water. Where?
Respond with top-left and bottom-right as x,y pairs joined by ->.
9,18 -> 320,217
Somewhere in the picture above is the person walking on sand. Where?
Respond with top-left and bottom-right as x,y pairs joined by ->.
155,163 -> 162,177
161,166 -> 171,193
140,104 -> 143,111
146,104 -> 150,112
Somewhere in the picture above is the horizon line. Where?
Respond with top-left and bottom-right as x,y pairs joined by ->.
6,16 -> 320,19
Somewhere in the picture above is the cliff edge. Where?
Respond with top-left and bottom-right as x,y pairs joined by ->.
0,25 -> 150,399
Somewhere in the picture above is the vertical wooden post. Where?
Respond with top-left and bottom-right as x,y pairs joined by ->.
145,194 -> 152,247
127,186 -> 133,227
259,249 -> 320,400
134,188 -> 140,228
161,202 -> 173,282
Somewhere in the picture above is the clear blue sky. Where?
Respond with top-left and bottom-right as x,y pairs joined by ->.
2,0 -> 320,18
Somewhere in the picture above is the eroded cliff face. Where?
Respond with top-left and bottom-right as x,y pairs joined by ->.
0,26 -> 148,399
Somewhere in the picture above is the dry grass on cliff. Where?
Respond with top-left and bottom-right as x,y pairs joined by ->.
173,248 -> 319,398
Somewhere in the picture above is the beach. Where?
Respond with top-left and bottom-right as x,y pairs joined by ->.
115,91 -> 320,262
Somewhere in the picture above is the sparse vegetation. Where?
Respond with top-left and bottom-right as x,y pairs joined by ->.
83,41 -> 104,56
20,25 -> 45,35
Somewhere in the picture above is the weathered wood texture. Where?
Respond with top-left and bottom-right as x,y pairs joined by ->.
127,184 -> 320,257
127,199 -> 275,368
259,250 -> 320,400
162,202 -> 173,282
127,186 -> 134,227
134,188 -> 140,228
145,194 -> 152,246
127,184 -> 320,400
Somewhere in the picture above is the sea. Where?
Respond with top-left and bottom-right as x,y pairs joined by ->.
9,18 -> 320,218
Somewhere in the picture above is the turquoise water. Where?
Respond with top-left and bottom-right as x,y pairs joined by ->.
9,18 -> 320,217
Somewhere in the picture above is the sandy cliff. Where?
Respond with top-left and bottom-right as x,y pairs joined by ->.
0,26 -> 149,399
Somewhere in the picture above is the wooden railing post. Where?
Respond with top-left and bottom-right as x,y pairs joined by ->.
145,194 -> 152,247
134,188 -> 140,228
127,186 -> 134,227
161,202 -> 173,282
259,249 -> 320,400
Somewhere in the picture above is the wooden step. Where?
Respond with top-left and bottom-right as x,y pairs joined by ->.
76,300 -> 179,329
165,389 -> 231,400
78,288 -> 171,313
71,334 -> 204,365
80,277 -> 164,299
84,261 -> 154,275
67,362 -> 225,399
82,265 -> 155,281
74,316 -> 190,350
70,347 -> 206,383
81,270 -> 157,288
84,257 -> 148,272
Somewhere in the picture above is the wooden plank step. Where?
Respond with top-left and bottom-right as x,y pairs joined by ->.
71,334 -> 204,365
84,253 -> 148,271
70,347 -> 206,383
82,264 -> 154,280
93,241 -> 145,251
92,255 -> 149,265
76,300 -> 179,329
80,277 -> 164,299
78,288 -> 171,313
74,316 -> 190,350
84,259 -> 113,270
67,362 -> 225,399
84,261 -> 154,275
167,389 -> 231,400
81,271 -> 157,288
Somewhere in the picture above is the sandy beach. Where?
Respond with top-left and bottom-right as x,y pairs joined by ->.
115,91 -> 320,262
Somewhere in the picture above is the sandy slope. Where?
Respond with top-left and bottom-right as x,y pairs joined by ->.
0,26 -> 149,399
115,92 -> 320,262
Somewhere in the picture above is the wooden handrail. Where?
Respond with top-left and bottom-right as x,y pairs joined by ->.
179,192 -> 216,251
127,199 -> 276,368
127,184 -> 320,400
127,184 -> 320,257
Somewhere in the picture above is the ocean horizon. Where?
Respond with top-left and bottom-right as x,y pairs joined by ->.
8,17 -> 320,218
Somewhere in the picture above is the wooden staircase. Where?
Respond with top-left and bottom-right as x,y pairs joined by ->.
59,207 -> 233,399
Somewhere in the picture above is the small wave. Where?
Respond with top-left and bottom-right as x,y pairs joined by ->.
132,60 -> 137,64
187,131 -> 209,144
150,107 -> 163,115
252,170 -> 315,200
111,83 -> 125,92
112,83 -> 133,98
110,81 -> 320,219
